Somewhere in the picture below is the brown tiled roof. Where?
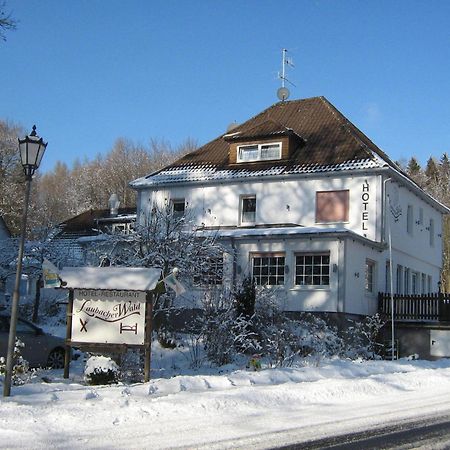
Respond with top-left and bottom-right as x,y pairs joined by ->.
58,207 -> 136,236
161,96 -> 391,169
131,96 -> 412,189
223,119 -> 301,142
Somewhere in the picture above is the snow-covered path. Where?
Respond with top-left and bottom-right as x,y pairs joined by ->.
1,359 -> 450,449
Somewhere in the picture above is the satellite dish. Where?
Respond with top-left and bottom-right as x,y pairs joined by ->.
277,87 -> 290,101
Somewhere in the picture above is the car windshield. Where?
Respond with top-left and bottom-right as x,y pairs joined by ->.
16,320 -> 37,334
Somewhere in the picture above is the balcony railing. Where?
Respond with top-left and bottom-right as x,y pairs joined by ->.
378,292 -> 450,322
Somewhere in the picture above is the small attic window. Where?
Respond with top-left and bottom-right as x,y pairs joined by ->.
237,142 -> 282,163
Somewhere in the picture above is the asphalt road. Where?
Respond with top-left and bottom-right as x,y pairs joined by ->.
275,415 -> 450,450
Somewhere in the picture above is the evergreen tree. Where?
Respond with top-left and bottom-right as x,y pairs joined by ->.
407,157 -> 421,176
425,157 -> 439,186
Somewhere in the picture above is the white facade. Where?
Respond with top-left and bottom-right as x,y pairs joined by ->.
134,170 -> 446,317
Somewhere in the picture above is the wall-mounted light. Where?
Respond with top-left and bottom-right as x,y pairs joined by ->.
354,272 -> 360,278
284,265 -> 290,274
333,264 -> 338,273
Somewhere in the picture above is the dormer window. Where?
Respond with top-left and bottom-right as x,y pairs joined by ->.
237,142 -> 282,163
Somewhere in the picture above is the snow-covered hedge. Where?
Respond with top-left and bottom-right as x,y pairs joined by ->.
84,355 -> 120,385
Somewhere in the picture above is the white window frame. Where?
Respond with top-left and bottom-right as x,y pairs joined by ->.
421,273 -> 427,294
407,205 -> 413,235
111,222 -> 134,235
251,253 -> 285,286
412,271 -> 419,294
396,265 -> 403,294
193,255 -> 224,286
294,252 -> 330,287
171,198 -> 186,219
385,260 -> 391,293
429,218 -> 435,247
237,142 -> 282,163
365,259 -> 376,294
240,195 -> 256,225
404,267 -> 410,294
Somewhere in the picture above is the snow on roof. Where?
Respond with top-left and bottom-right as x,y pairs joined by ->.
59,267 -> 161,291
131,159 -> 380,188
197,225 -> 370,240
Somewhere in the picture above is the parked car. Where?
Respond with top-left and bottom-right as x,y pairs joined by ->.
0,313 -> 66,369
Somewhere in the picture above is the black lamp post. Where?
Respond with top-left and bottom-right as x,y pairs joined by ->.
3,125 -> 47,397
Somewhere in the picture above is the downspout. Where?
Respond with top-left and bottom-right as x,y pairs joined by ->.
337,238 -> 345,313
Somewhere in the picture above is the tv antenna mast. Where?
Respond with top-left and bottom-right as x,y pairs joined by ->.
277,48 -> 295,101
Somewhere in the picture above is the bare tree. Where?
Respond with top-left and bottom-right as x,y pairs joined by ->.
31,135 -> 197,228
0,2 -> 17,41
104,203 -> 225,343
0,120 -> 25,234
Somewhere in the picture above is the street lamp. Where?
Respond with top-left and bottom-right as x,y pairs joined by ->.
3,125 -> 47,397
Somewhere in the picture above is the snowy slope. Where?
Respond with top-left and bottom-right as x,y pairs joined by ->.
1,357 -> 450,449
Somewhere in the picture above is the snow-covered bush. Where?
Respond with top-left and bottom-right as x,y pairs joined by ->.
0,338 -> 32,385
199,290 -> 237,366
84,355 -> 120,385
180,328 -> 204,369
343,313 -> 385,359
197,283 -> 338,368
196,276 -> 386,368
248,289 -> 344,367
118,349 -> 145,383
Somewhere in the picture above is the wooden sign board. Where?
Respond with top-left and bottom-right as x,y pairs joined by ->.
71,289 -> 146,345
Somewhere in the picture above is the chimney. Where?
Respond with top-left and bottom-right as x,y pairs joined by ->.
109,194 -> 120,216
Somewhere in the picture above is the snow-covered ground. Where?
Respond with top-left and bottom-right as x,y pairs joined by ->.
1,342 -> 450,449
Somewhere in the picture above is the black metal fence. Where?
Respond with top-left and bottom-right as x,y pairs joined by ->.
378,292 -> 450,322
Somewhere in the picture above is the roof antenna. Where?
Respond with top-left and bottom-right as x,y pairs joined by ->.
277,48 -> 295,102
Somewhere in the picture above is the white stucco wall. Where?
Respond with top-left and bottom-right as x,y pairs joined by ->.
343,239 -> 384,316
385,180 -> 443,270
138,173 -> 382,241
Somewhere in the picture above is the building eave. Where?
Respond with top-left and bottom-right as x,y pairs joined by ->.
196,226 -> 386,250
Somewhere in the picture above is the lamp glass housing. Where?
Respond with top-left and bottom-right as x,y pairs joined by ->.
18,126 -> 47,179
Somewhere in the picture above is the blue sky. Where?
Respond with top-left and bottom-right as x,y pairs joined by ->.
1,0 -> 449,173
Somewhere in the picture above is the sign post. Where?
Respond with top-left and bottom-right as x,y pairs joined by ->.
64,289 -> 74,379
144,292 -> 153,382
59,267 -> 161,382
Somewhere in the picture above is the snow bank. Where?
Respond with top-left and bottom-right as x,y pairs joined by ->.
1,357 -> 450,449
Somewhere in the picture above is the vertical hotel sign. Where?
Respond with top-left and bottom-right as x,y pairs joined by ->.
361,179 -> 370,236
72,289 -> 146,345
